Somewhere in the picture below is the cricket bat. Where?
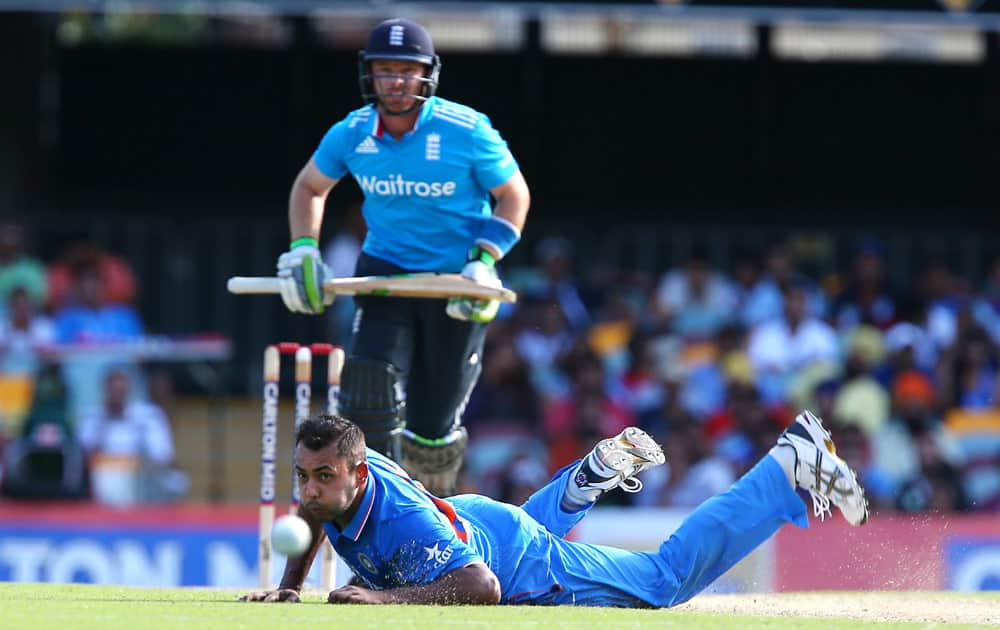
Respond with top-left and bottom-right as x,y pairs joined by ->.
227,273 -> 517,303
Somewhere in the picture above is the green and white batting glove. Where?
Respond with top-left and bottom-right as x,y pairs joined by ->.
276,237 -> 334,314
446,247 -> 501,324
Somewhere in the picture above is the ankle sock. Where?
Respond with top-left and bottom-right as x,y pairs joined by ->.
768,444 -> 797,489
559,455 -> 606,511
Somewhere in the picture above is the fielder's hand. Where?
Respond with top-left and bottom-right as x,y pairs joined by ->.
446,248 -> 501,323
238,588 -> 301,603
327,585 -> 383,605
276,238 -> 334,314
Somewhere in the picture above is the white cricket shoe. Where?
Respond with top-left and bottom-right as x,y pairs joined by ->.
574,426 -> 666,494
777,410 -> 869,526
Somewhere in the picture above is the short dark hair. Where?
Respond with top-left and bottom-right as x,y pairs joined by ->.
295,414 -> 366,464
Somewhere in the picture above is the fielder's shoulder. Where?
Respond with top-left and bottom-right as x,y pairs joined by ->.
430,97 -> 486,131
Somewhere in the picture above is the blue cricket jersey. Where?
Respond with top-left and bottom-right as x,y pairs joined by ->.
312,97 -> 519,273
324,449 -> 481,589
327,450 -> 808,608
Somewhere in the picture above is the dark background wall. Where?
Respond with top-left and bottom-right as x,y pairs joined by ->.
8,14 -> 995,229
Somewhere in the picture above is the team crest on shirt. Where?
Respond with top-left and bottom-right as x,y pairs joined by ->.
355,136 -> 379,154
425,133 -> 441,160
356,552 -> 378,574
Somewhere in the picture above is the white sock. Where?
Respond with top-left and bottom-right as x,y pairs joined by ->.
768,444 -> 797,489
559,455 -> 608,511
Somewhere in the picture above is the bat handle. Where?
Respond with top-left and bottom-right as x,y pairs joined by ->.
228,277 -> 282,294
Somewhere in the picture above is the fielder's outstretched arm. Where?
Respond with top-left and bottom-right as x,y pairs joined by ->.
327,563 -> 501,605
239,507 -> 327,603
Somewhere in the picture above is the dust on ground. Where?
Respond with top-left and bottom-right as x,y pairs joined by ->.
674,591 -> 999,625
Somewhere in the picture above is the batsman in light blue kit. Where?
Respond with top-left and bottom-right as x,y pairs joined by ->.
274,18 -> 531,497
242,411 -> 869,607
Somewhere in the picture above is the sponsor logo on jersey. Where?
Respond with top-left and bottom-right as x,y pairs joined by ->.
356,174 -> 457,198
355,136 -> 379,154
423,542 -> 454,567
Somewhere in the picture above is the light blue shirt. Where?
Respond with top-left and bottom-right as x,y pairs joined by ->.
312,97 -> 519,272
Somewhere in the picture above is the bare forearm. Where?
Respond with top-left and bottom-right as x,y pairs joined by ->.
492,175 -> 530,233
277,509 -> 326,590
377,566 -> 500,605
288,185 -> 327,242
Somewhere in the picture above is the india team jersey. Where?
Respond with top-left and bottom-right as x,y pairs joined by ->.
312,97 -> 519,273
324,450 -> 643,605
323,449 -> 482,589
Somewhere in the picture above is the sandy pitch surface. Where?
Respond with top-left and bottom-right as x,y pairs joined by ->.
675,592 -> 998,625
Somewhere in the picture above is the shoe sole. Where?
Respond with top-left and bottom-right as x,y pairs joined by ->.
617,427 -> 666,468
595,427 -> 665,473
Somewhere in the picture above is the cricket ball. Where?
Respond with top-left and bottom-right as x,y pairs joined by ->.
272,514 -> 312,557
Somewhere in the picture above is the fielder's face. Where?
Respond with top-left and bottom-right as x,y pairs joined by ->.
371,59 -> 426,114
294,443 -> 368,523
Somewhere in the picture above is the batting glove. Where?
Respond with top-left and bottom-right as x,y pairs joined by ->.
277,238 -> 334,314
446,247 -> 501,324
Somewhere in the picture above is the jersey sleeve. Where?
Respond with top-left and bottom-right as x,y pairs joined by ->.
383,510 -> 482,587
312,119 -> 353,180
470,115 -> 519,191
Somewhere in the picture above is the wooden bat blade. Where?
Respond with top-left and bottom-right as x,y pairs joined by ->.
325,273 -> 517,303
227,274 -> 517,303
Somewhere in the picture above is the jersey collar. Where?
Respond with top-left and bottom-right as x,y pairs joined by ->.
339,468 -> 376,542
371,97 -> 437,139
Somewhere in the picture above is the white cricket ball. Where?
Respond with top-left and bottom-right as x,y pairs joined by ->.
271,515 -> 312,557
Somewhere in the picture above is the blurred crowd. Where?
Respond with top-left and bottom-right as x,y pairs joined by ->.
0,221 -> 186,505
5,215 -> 1000,517
445,235 -> 1000,515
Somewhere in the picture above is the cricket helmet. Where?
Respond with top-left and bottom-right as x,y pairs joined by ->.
358,18 -> 441,115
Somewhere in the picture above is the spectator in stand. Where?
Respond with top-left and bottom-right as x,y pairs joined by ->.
741,240 -> 826,326
729,245 -> 770,328
703,381 -> 790,476
53,262 -> 144,344
514,296 -> 575,400
495,454 -> 549,506
831,325 -> 890,436
831,236 -> 898,333
47,236 -> 137,311
616,332 -> 668,429
522,237 -> 591,331
653,244 -> 736,340
0,222 -> 47,318
0,286 -> 56,440
0,364 -> 88,500
76,368 -> 186,504
971,253 -> 1000,345
915,256 -> 965,352
936,324 -> 999,411
869,370 -> 965,510
747,279 -> 840,405
53,261 -> 146,429
878,294 -> 940,387
652,416 -> 735,509
0,286 -> 55,376
544,348 -> 633,477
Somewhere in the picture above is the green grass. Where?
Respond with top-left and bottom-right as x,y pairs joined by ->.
0,584 -> 992,629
